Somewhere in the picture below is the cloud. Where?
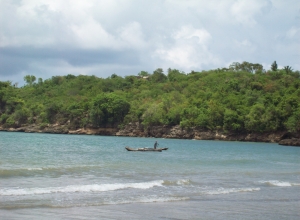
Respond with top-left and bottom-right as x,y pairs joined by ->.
70,18 -> 117,49
155,25 -> 219,70
234,39 -> 257,54
0,0 -> 300,85
286,27 -> 300,39
117,22 -> 147,49
173,25 -> 211,44
230,0 -> 273,26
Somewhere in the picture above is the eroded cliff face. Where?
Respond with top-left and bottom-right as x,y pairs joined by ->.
116,123 -> 288,143
116,123 -> 300,146
1,122 -> 299,146
0,124 -> 118,136
278,138 -> 300,146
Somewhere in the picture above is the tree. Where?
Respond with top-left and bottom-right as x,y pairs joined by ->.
150,68 -> 167,83
1,62 -> 300,134
38,78 -> 43,85
229,62 -> 263,73
89,93 -> 130,127
138,71 -> 150,77
245,104 -> 267,132
284,66 -> 293,74
111,73 -> 119,79
285,107 -> 300,132
44,102 -> 61,123
65,74 -> 76,80
167,68 -> 186,82
51,76 -> 64,85
223,109 -> 243,131
271,61 -> 278,71
24,75 -> 36,86
141,103 -> 164,127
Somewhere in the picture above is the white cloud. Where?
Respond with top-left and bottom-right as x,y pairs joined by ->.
230,0 -> 272,26
0,0 -> 299,84
117,22 -> 147,49
0,0 -> 150,50
235,39 -> 257,53
70,18 -> 117,49
173,25 -> 211,44
156,45 -> 197,69
155,25 -> 219,70
286,27 -> 300,39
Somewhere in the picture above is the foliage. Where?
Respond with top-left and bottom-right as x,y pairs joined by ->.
229,61 -> 263,73
24,75 -> 36,86
284,66 -> 293,74
89,93 -> 130,127
0,62 -> 299,133
271,61 -> 278,71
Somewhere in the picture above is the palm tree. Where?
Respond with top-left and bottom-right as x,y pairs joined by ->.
284,66 -> 293,74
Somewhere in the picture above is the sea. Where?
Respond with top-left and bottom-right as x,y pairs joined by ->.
0,132 -> 299,220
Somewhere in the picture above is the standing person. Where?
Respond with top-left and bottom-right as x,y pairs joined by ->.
154,141 -> 158,149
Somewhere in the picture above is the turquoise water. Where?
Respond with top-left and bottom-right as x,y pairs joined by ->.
0,132 -> 299,219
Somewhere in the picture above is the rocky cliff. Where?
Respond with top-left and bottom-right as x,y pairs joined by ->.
1,122 -> 299,146
116,122 -> 299,145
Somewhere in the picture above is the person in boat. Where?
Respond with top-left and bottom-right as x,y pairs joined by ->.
154,141 -> 158,149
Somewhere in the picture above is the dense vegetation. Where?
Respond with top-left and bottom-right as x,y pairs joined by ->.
1,61 -> 300,133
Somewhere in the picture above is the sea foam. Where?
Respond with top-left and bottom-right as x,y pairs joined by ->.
259,180 -> 300,187
0,180 -> 164,196
27,168 -> 43,171
206,187 -> 260,195
162,179 -> 191,186
106,196 -> 190,205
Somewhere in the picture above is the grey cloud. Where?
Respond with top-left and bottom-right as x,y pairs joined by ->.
0,51 -> 29,77
0,0 -> 300,84
0,47 -> 140,67
0,46 -> 142,86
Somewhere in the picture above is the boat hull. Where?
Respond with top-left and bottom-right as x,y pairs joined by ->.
125,147 -> 168,152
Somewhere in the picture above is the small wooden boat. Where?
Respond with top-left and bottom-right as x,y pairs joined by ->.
125,147 -> 168,152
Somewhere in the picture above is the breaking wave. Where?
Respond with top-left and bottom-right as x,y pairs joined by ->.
205,187 -> 260,195
163,179 -> 191,186
259,180 -> 300,187
104,196 -> 190,205
1,196 -> 189,209
0,165 -> 102,178
0,180 -> 164,196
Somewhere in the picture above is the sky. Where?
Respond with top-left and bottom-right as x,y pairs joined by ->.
0,0 -> 299,86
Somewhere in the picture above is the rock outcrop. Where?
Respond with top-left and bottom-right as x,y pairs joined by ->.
279,138 -> 300,146
116,123 -> 291,144
1,122 -> 299,146
0,124 -> 117,136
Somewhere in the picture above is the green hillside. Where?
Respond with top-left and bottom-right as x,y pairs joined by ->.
1,61 -> 299,133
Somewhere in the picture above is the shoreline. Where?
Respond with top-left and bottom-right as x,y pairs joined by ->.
0,123 -> 299,146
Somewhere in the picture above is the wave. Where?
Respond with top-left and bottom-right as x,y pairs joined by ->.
0,165 -> 102,177
259,180 -> 300,187
1,196 -> 189,209
0,168 -> 43,177
26,168 -> 43,171
205,187 -> 260,195
163,179 -> 191,186
104,196 -> 189,205
0,180 -> 164,196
